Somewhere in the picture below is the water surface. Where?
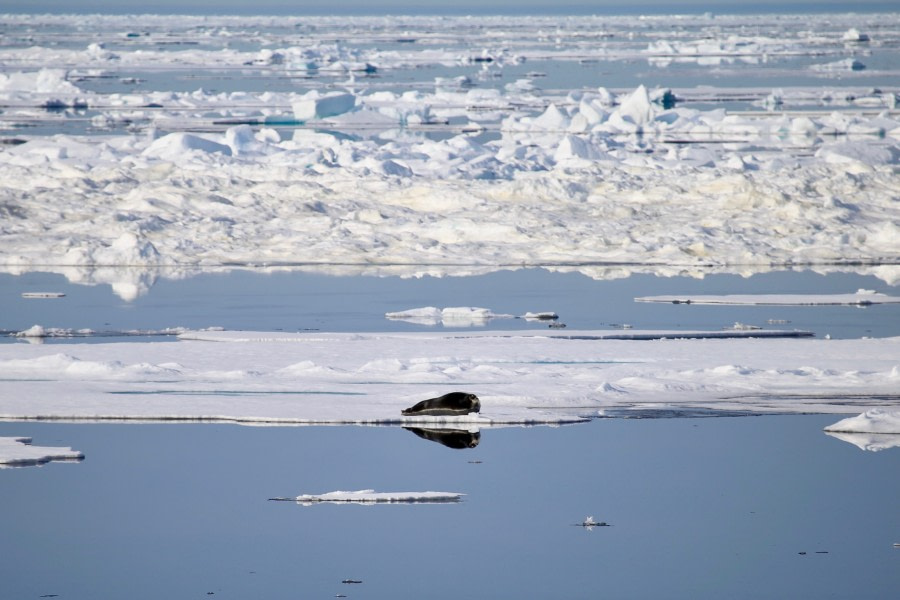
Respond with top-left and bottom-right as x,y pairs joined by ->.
1,416 -> 898,599
3,268 -> 898,341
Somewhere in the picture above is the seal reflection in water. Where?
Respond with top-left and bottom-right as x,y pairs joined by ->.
404,427 -> 481,449
401,392 -> 480,417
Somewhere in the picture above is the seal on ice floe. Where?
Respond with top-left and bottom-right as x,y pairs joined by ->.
401,392 -> 480,416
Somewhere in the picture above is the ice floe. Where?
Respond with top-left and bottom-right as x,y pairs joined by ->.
272,489 -> 464,505
385,307 -> 513,326
0,436 -> 84,468
824,409 -> 900,434
0,330 -> 897,424
824,409 -> 900,451
635,290 -> 900,306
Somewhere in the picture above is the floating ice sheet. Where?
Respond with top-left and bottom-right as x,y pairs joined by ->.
0,436 -> 84,468
385,306 -> 514,326
635,290 -> 900,306
272,489 -> 465,505
0,330 -> 897,424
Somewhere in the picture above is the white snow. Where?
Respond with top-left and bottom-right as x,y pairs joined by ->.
291,91 -> 356,121
824,409 -> 900,434
287,489 -> 464,504
0,436 -> 84,468
0,330 -> 896,425
15,325 -> 49,338
635,290 -> 900,306
0,14 -> 898,297
841,28 -> 870,43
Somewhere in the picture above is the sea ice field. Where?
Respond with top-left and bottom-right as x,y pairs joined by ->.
1,12 -> 900,292
1,8 -> 900,599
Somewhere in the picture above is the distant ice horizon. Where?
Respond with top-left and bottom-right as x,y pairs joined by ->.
4,0 -> 899,16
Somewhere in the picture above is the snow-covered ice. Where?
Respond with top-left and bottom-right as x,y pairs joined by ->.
1,13 -> 899,298
0,330 -> 896,425
385,306 -> 513,326
824,409 -> 900,451
635,289 -> 900,306
0,436 -> 84,468
824,409 -> 900,434
278,489 -> 464,505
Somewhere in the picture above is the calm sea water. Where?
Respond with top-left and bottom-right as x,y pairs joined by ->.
1,416 -> 898,599
2,268 -> 899,341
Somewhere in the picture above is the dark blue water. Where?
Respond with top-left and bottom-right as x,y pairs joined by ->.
1,416 -> 898,599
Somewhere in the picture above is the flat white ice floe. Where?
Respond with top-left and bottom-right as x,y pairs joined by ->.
385,306 -> 514,326
0,436 -> 84,468
635,290 -> 900,306
0,331 -> 897,424
274,489 -> 464,504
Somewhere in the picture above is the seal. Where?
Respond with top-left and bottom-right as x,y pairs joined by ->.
401,392 -> 480,417
404,427 -> 481,449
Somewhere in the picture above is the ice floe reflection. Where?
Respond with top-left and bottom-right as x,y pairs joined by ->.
825,432 -> 900,452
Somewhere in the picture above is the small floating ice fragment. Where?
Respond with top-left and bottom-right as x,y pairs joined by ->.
385,307 -> 513,327
21,292 -> 65,299
578,516 -> 610,529
841,28 -> 870,42
14,325 -> 48,338
1,436 -> 85,468
726,322 -> 762,331
271,490 -> 465,505
522,311 -> 559,321
635,291 -> 900,306
811,58 -> 865,72
291,91 -> 356,121
824,409 -> 900,452
824,409 -> 900,434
